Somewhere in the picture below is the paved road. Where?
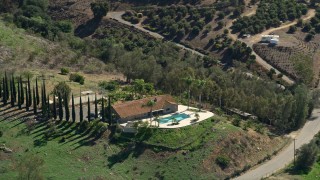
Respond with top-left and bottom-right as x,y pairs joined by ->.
107,11 -> 205,57
234,109 -> 320,180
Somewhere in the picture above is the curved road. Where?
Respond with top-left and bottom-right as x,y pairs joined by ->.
234,109 -> 320,180
232,9 -> 315,85
107,9 -> 314,85
106,11 -> 205,57
106,9 -> 320,179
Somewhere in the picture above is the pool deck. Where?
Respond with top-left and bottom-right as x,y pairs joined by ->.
120,105 -> 214,129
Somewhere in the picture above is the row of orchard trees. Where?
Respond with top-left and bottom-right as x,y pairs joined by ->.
0,72 -> 112,124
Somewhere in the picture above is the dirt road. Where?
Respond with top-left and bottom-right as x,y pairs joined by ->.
107,11 -> 205,57
229,9 -> 315,85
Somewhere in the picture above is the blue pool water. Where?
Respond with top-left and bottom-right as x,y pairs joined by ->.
159,113 -> 190,124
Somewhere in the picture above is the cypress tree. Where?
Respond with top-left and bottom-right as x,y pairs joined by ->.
101,96 -> 105,122
27,76 -> 31,107
2,78 -> 6,104
20,76 -> 24,105
42,80 -> 46,103
41,86 -> 45,113
88,97 -> 91,122
47,95 -> 50,119
108,96 -> 112,125
0,82 -> 2,99
4,72 -> 9,100
79,95 -> 83,122
36,78 -> 40,105
95,93 -> 98,119
12,75 -> 16,102
72,94 -> 76,123
17,80 -> 21,109
25,86 -> 29,111
64,93 -> 70,121
33,87 -> 37,115
53,95 -> 57,120
58,93 -> 63,121
10,78 -> 14,107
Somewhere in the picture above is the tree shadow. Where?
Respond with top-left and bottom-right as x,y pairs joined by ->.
74,18 -> 101,38
107,142 -> 146,168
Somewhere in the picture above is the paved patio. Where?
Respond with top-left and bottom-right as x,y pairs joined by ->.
121,105 -> 214,129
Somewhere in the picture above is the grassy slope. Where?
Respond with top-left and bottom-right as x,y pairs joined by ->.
0,113 -> 288,179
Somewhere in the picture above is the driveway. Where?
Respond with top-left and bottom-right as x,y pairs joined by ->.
106,11 -> 205,57
234,109 -> 320,180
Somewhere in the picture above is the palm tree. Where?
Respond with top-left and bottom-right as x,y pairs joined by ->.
146,99 -> 156,125
196,79 -> 206,111
171,117 -> 178,125
153,115 -> 160,127
183,76 -> 194,110
195,112 -> 200,121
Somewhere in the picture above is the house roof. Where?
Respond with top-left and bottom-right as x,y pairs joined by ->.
112,95 -> 177,119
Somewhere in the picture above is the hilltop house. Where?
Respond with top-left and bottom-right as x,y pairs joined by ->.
112,95 -> 178,123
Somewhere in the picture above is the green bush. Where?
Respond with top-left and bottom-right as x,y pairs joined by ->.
232,117 -> 241,127
216,155 -> 230,169
69,73 -> 85,85
0,130 -> 3,137
60,67 -> 69,75
56,21 -> 73,33
98,80 -> 119,91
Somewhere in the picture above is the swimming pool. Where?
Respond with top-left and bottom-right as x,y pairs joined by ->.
159,113 -> 190,124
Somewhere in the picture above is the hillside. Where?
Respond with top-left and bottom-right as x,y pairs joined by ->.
0,0 -> 318,179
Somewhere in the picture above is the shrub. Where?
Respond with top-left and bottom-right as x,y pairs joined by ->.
69,73 -> 85,85
98,80 -> 119,91
52,82 -> 71,102
232,117 -> 241,127
296,140 -> 319,172
288,25 -> 297,33
0,131 -> 3,137
216,155 -> 230,169
60,67 -> 69,75
56,21 -> 73,33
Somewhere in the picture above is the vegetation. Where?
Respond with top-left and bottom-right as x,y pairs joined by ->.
69,73 -> 85,85
232,0 -> 308,35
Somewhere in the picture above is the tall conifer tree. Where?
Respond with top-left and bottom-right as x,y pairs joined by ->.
88,97 -> 91,122
25,86 -> 29,111
101,96 -> 105,122
20,76 -> 24,105
12,75 -> 16,102
58,93 -> 63,121
36,78 -> 40,105
64,93 -> 70,121
53,95 -> 57,120
79,95 -> 83,122
17,81 -> 21,110
72,94 -> 76,123
33,87 -> 37,115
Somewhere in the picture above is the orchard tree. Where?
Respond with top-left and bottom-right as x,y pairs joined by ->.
90,1 -> 109,19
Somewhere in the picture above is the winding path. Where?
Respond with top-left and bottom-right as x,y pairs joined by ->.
106,12 -> 205,57
234,109 -> 320,180
231,9 -> 315,85
108,9 -> 320,179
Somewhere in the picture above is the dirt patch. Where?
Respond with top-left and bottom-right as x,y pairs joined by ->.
202,130 -> 288,179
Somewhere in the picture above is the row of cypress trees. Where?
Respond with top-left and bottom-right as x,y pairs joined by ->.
0,72 -> 112,124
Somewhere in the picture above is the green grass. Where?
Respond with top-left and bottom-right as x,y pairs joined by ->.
0,115 -> 242,179
144,116 -> 240,150
301,162 -> 320,179
0,19 -> 46,57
